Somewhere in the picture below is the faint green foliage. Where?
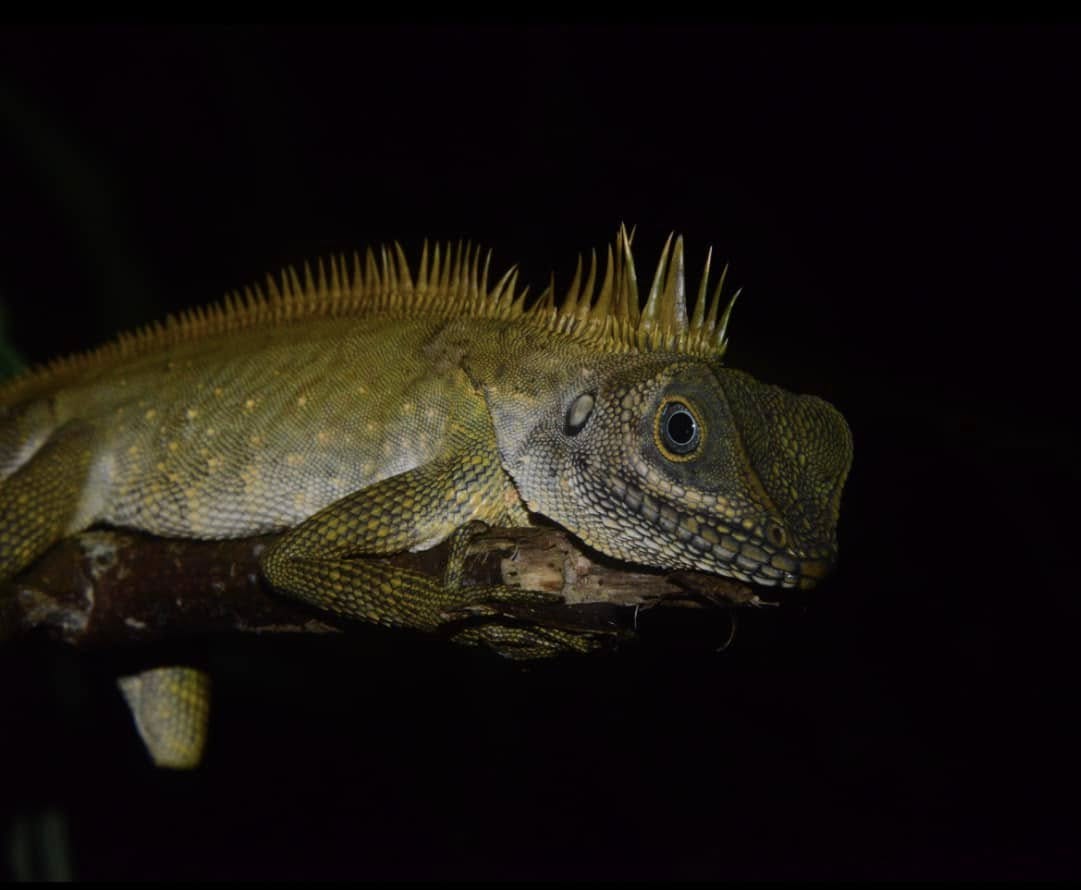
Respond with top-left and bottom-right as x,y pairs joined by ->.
0,79 -> 150,347
6,806 -> 73,881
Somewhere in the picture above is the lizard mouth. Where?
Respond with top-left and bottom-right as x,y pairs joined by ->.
606,474 -> 834,589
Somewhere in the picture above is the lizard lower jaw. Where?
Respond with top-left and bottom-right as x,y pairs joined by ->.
719,554 -> 834,590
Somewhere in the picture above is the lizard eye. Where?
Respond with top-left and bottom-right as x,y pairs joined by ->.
656,399 -> 702,459
564,392 -> 595,436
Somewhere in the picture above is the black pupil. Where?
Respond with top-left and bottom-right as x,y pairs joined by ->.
666,407 -> 696,445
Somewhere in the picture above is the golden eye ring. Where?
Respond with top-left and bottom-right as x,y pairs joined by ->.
654,397 -> 705,462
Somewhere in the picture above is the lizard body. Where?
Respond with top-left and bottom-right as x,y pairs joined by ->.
0,228 -> 852,765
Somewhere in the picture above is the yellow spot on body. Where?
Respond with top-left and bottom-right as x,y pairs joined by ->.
207,457 -> 222,471
365,422 -> 376,434
168,441 -> 179,453
145,409 -> 157,421
316,430 -> 332,446
357,385 -> 368,396
402,401 -> 414,414
156,462 -> 166,472
213,386 -> 224,397
206,428 -> 216,437
293,492 -> 308,510
297,395 -> 308,407
285,453 -> 305,467
187,408 -> 199,420
250,434 -> 263,447
245,398 -> 256,411
127,444 -> 140,456
240,467 -> 260,492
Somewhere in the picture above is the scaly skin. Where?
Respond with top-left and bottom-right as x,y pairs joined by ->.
0,229 -> 854,763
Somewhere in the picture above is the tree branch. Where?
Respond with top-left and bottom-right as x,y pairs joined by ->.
2,524 -> 769,649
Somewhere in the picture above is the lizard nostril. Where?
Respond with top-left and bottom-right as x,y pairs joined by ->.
766,521 -> 786,548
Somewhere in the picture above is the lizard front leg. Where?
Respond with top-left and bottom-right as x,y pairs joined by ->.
260,451 -> 592,655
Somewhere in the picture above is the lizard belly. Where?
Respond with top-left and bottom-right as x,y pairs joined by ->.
66,321 -> 477,540
99,409 -> 456,539
108,418 -> 458,539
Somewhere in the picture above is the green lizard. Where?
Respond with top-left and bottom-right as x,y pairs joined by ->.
0,227 -> 852,766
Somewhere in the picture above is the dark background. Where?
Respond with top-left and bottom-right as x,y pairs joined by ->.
0,24 -> 1077,879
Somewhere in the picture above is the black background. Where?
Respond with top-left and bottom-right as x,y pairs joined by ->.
0,24 -> 1077,879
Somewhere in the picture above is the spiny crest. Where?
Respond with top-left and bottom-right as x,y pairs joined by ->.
0,241 -> 521,405
0,228 -> 740,405
221,239 -> 527,330
546,224 -> 740,359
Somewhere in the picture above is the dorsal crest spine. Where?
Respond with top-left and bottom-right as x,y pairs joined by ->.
1,226 -> 740,405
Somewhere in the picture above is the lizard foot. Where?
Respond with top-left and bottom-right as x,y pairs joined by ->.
435,520 -> 566,623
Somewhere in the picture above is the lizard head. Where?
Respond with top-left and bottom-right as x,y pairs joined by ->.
501,356 -> 853,590
486,226 -> 852,590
